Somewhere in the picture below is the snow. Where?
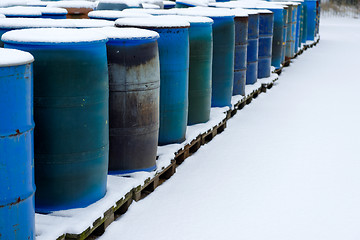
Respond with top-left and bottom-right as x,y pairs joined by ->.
2,28 -> 107,44
0,18 -> 114,29
92,17 -> 360,240
0,14 -> 5,18
94,27 -> 159,41
88,10 -> 152,19
141,3 -> 161,9
176,7 -> 235,18
0,48 -> 34,67
175,0 -> 209,7
115,16 -> 190,28
30,7 -> 68,15
97,0 -> 141,7
47,1 -> 97,9
0,6 -> 42,17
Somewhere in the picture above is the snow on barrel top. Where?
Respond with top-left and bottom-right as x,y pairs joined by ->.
0,48 -> 34,67
0,14 -> 5,19
57,19 -> 114,28
88,10 -> 152,20
0,6 -> 42,17
97,0 -> 142,8
115,16 -> 190,28
94,26 -> 159,41
29,7 -> 68,15
176,7 -> 234,18
175,0 -> 209,7
165,15 -> 214,25
47,1 -> 97,9
230,8 -> 250,17
1,28 -> 107,45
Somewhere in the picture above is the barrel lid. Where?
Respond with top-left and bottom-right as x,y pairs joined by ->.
97,0 -> 142,8
0,0 -> 30,8
255,9 -> 274,14
141,3 -> 161,9
88,10 -> 152,19
135,9 -> 178,15
0,6 -> 42,17
255,2 -> 285,9
115,16 -> 190,28
0,48 -> 34,67
26,1 -> 50,7
47,1 -> 97,9
0,18 -> 114,29
25,6 -> 68,15
234,9 -> 259,16
176,7 -> 235,18
175,0 -> 208,7
230,8 -> 249,17
168,15 -> 214,24
2,28 -> 108,45
163,1 -> 176,6
94,26 -> 159,41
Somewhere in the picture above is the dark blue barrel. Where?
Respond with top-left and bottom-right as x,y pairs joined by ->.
258,4 -> 285,70
304,0 -> 316,41
179,8 -> 235,107
97,27 -> 160,174
0,48 -> 35,239
301,1 -> 308,44
88,10 -> 152,20
293,1 -> 303,52
164,1 -> 176,9
290,3 -> 298,55
3,28 -> 109,213
232,9 -> 248,96
175,1 -> 198,8
281,6 -> 288,65
257,10 -> 273,79
243,9 -> 259,85
180,16 -> 213,124
282,3 -> 294,62
115,17 -> 190,145
97,0 -> 142,10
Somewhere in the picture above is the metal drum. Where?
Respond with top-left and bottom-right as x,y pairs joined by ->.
290,3 -> 299,55
179,16 -> 213,125
244,10 -> 259,85
38,7 -> 68,19
256,3 -> 285,70
164,1 -> 176,9
3,28 -> 109,213
232,9 -> 248,96
293,1 -> 303,52
115,17 -> 190,145
97,27 -> 160,174
97,0 -> 142,10
0,48 -> 35,239
257,9 -> 273,79
47,1 -> 97,19
0,6 -> 42,18
178,8 -> 235,107
88,10 -> 152,20
304,0 -> 316,41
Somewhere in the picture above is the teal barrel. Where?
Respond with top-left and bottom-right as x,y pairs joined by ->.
88,10 -> 152,20
257,9 -> 273,79
3,28 -> 109,213
0,48 -> 35,239
0,18 -> 113,47
178,8 -> 235,107
96,27 -> 160,174
180,16 -> 213,125
304,0 -> 316,41
232,9 -> 248,96
115,17 -> 190,145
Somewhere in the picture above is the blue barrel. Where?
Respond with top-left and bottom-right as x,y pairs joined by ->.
39,7 -> 68,19
282,3 -> 294,62
281,6 -> 288,65
115,17 -> 190,145
179,8 -> 235,107
0,7 -> 42,18
0,48 -> 35,239
3,28 -> 109,213
290,3 -> 298,55
97,0 -> 141,10
181,16 -> 213,124
97,27 -> 160,174
88,10 -> 152,20
305,0 -> 316,40
164,1 -> 176,9
259,5 -> 284,70
232,9 -> 248,96
243,10 -> 259,85
293,1 -> 302,52
257,10 -> 273,79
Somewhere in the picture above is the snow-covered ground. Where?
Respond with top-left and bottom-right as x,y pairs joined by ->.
98,16 -> 360,240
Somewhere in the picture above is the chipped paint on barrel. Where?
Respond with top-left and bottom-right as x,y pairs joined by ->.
0,53 -> 35,239
210,15 -> 235,107
4,38 -> 109,213
233,15 -> 248,96
187,21 -> 213,124
246,12 -> 259,85
257,11 -> 273,79
106,36 -> 160,174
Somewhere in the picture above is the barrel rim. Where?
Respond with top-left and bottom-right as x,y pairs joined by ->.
0,48 -> 34,67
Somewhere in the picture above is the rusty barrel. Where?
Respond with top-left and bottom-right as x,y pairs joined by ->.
116,17 -> 190,145
3,28 -> 109,213
232,9 -> 248,96
97,27 -> 160,174
0,48 -> 35,239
